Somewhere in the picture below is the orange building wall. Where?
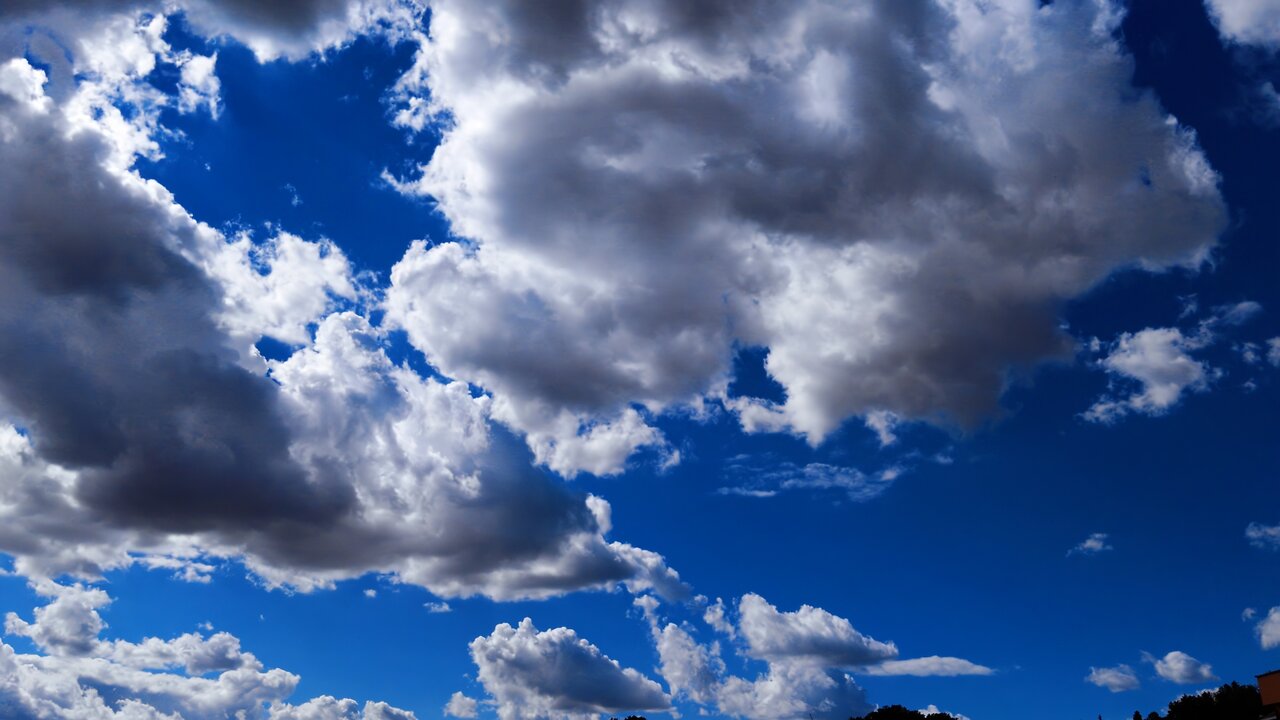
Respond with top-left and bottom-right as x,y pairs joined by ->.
1260,671 -> 1280,707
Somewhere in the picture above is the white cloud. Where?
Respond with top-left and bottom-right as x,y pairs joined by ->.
1084,328 -> 1213,423
1069,533 -> 1114,557
737,593 -> 898,668
385,0 -> 1224,473
1257,607 -> 1280,650
1204,0 -> 1280,48
641,592 -> 987,719
469,618 -> 671,720
0,583 -> 416,720
443,691 -> 478,719
1247,522 -> 1280,550
175,51 -> 221,118
1086,664 -> 1141,692
860,657 -> 994,678
1148,651 -> 1217,684
424,602 -> 452,614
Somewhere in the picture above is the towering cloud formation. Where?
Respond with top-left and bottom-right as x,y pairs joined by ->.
386,0 -> 1225,474
0,5 -> 682,602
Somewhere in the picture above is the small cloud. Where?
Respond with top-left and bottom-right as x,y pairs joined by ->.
1243,607 -> 1257,622
1086,664 -> 1140,692
1068,533 -> 1113,557
1256,607 -> 1280,650
1146,651 -> 1217,684
1247,522 -> 1280,551
425,601 -> 452,614
443,691 -> 479,718
364,589 -> 377,598
282,183 -> 303,207
864,410 -> 898,447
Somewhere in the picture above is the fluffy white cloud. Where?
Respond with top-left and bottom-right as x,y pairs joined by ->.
442,692 -> 478,719
175,52 -> 220,117
640,593 -> 987,719
385,0 -> 1224,475
0,583 -> 414,720
1204,0 -> 1280,48
737,594 -> 897,668
1257,607 -> 1280,650
1084,328 -> 1212,423
1086,664 -> 1141,692
1069,533 -> 1113,557
1148,651 -> 1217,685
1248,522 -> 1280,551
469,618 -> 671,720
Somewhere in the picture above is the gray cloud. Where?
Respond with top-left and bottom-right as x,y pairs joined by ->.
469,617 -> 672,719
386,0 -> 1226,472
0,20 -> 681,602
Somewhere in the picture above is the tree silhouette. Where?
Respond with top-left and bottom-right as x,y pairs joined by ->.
1131,681 -> 1261,720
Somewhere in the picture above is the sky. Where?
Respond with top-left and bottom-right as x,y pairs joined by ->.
0,1 -> 1278,719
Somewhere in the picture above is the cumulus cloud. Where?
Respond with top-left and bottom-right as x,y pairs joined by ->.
1204,0 -> 1280,48
639,593 -> 988,719
1084,328 -> 1213,423
0,0 -> 423,62
0,12 -> 683,603
1068,533 -> 1114,557
1147,651 -> 1217,685
442,691 -> 478,719
737,593 -> 898,668
469,618 -> 671,720
1257,607 -> 1280,650
1086,664 -> 1141,693
385,0 -> 1224,474
0,583 -> 415,719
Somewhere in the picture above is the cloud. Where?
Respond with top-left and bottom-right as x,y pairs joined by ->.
0,24 -> 684,603
718,458 -> 902,503
640,592 -> 986,719
424,602 -> 452,614
1204,0 -> 1280,48
737,593 -> 898,668
1147,651 -> 1218,684
1247,522 -> 1280,550
860,657 -> 994,678
385,0 -> 1224,473
1068,533 -> 1114,557
0,583 -> 416,719
1257,607 -> 1280,650
469,618 -> 671,720
1084,328 -> 1213,423
0,0 -> 423,62
443,692 -> 478,719
1086,664 -> 1141,692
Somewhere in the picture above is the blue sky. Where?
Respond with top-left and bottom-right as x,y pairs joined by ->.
0,1 -> 1278,719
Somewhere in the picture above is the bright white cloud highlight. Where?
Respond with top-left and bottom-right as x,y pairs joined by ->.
1148,651 -> 1217,685
1085,328 -> 1212,423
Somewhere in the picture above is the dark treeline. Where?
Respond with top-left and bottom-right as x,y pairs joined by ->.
1128,682 -> 1262,720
